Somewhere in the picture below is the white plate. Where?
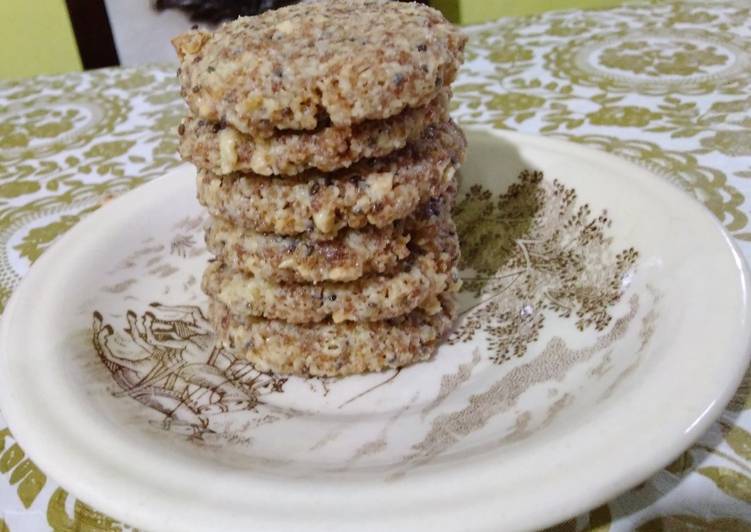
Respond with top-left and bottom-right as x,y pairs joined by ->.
1,129 -> 749,532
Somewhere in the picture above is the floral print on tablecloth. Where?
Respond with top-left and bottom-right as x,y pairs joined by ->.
1,1 -> 750,530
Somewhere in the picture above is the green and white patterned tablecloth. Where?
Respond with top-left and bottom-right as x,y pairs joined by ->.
1,1 -> 750,530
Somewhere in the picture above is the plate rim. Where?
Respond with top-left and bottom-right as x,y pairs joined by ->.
1,128 -> 750,532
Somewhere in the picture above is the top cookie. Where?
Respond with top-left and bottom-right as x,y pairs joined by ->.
172,0 -> 466,137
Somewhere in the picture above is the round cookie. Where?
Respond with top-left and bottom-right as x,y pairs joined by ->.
201,200 -> 461,324
203,255 -> 460,324
208,296 -> 457,377
172,0 -> 466,136
179,89 -> 450,176
196,120 -> 466,237
206,217 -> 411,284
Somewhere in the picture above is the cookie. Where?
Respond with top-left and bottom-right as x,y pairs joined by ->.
196,120 -> 465,237
205,217 -> 411,284
201,203 -> 461,324
208,295 -> 457,377
172,0 -> 466,136
179,89 -> 450,176
205,188 -> 457,282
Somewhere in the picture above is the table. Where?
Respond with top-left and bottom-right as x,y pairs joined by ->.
1,1 -> 750,530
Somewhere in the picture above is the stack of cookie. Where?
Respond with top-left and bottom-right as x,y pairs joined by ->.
172,0 -> 467,377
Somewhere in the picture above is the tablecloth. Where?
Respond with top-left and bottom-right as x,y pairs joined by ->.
1,1 -> 750,530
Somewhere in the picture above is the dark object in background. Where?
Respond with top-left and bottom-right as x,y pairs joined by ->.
65,0 -> 120,69
155,0 -> 428,24
154,0 -> 300,24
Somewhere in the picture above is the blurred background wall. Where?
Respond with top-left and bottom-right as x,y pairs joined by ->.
0,0 -> 81,79
103,0 -> 194,67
